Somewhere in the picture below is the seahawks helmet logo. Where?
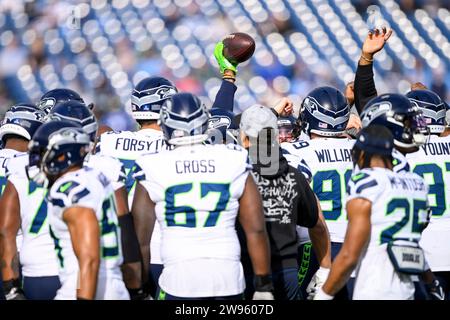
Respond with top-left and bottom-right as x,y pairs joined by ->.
208,116 -> 231,129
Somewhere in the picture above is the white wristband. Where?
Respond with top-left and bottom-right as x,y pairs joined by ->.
314,287 -> 334,300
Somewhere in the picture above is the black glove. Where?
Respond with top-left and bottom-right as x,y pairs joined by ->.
3,279 -> 26,300
426,279 -> 445,300
253,275 -> 274,300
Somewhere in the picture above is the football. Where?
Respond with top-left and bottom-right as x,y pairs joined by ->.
222,32 -> 256,64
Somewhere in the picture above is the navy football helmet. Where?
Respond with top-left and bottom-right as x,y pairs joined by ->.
132,76 -> 178,120
299,86 -> 350,137
406,89 -> 446,134
207,108 -> 239,144
38,88 -> 87,114
360,94 -> 427,149
277,116 -> 296,143
159,93 -> 210,145
0,104 -> 46,143
27,120 -> 90,183
48,101 -> 98,142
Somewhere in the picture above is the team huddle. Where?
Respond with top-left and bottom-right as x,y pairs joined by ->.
0,28 -> 449,301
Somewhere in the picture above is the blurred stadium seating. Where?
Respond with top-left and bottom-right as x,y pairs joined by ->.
0,0 -> 448,130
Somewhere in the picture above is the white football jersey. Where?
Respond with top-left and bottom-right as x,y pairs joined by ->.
96,128 -> 170,265
6,153 -> 58,277
133,143 -> 251,297
406,134 -> 450,271
347,167 -> 429,299
0,148 -> 23,251
84,153 -> 126,191
48,167 -> 127,300
282,138 -> 355,243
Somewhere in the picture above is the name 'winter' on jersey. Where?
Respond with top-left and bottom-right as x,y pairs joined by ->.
48,167 -> 126,300
407,134 -> 450,272
95,129 -> 170,265
6,153 -> 58,277
282,138 -> 354,243
347,167 -> 429,299
133,143 -> 252,298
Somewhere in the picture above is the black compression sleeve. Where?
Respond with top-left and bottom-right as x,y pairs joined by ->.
354,63 -> 378,114
118,213 -> 142,263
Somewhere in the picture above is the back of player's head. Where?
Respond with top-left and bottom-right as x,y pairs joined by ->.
207,108 -> 239,144
277,116 -> 296,143
299,86 -> 350,137
0,104 -> 46,144
360,93 -> 427,151
352,124 -> 394,169
240,104 -> 279,152
159,92 -> 210,146
406,89 -> 446,134
38,88 -> 86,115
28,120 -> 90,182
132,76 -> 178,123
48,100 -> 98,142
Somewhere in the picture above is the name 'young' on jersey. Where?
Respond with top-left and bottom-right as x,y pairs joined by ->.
133,143 -> 252,298
48,167 -> 124,299
407,134 -> 450,271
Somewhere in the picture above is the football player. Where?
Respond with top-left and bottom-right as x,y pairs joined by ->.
27,120 -> 129,299
314,125 -> 429,300
406,89 -> 450,299
47,100 -> 143,298
281,86 -> 353,299
131,93 -> 274,300
0,104 -> 47,300
37,88 -> 91,115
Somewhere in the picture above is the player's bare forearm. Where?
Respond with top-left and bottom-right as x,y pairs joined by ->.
238,175 -> 271,276
308,206 -> 332,269
0,182 -> 21,281
322,198 -> 371,296
64,207 -> 100,299
131,182 -> 156,285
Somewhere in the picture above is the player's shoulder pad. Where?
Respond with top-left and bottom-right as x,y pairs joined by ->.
5,152 -> 28,178
284,139 -> 310,152
50,173 -> 92,208
347,168 -> 380,196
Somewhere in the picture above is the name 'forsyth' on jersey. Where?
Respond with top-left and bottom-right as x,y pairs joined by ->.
114,136 -> 166,152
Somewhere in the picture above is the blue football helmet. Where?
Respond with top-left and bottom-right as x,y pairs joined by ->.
159,93 -> 210,145
299,86 -> 350,137
207,108 -> 239,144
0,104 -> 46,143
131,76 -> 178,120
48,101 -> 98,142
27,120 -> 90,183
360,93 -> 427,149
406,89 -> 446,134
38,88 -> 87,114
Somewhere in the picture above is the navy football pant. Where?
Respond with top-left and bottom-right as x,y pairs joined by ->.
23,276 -> 61,300
147,264 -> 163,298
